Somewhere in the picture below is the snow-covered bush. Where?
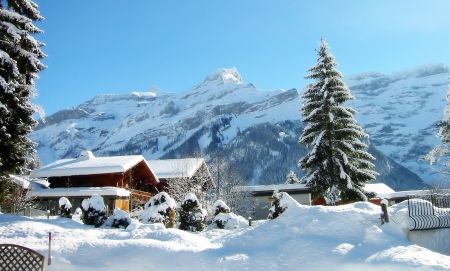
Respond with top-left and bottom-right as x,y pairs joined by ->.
81,194 -> 107,228
59,197 -> 72,218
213,200 -> 230,216
268,189 -> 288,219
179,193 -> 207,232
210,200 -> 247,229
212,212 -> 248,230
138,192 -> 176,228
74,207 -> 82,216
104,207 -> 131,229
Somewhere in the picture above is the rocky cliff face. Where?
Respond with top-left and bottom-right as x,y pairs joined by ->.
30,65 -> 449,189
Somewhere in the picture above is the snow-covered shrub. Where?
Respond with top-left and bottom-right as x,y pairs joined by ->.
104,207 -> 131,229
179,193 -> 207,232
74,207 -> 82,216
268,189 -> 288,219
212,212 -> 248,230
213,200 -> 230,216
210,200 -> 247,229
138,192 -> 176,228
81,194 -> 107,228
59,197 -> 72,218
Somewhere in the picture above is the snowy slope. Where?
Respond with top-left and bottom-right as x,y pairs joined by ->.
30,64 -> 449,184
0,197 -> 449,270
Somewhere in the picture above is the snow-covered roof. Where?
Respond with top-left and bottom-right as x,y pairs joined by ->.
8,175 -> 50,190
240,184 -> 311,193
146,158 -> 205,179
30,151 -> 146,178
30,186 -> 131,198
363,183 -> 396,195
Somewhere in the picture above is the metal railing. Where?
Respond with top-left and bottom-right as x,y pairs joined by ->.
407,194 -> 450,230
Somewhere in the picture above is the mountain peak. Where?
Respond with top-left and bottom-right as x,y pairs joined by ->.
203,67 -> 243,85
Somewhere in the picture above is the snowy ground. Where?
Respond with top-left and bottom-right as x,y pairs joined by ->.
1,198 -> 449,270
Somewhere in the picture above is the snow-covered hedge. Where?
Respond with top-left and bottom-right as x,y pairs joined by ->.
81,194 -> 107,227
59,197 -> 72,218
178,193 -> 207,232
104,207 -> 131,229
138,192 -> 176,228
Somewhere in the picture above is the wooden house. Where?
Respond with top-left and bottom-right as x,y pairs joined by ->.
146,158 -> 215,203
29,151 -> 159,212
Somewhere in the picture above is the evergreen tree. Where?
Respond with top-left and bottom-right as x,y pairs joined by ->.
423,77 -> 450,179
178,193 -> 206,232
285,170 -> 300,184
268,189 -> 287,219
298,39 -> 378,204
0,0 -> 46,184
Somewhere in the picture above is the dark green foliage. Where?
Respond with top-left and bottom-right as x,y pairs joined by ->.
178,193 -> 205,232
59,204 -> 72,219
0,0 -> 46,180
81,196 -> 106,228
299,39 -> 378,204
81,206 -> 106,228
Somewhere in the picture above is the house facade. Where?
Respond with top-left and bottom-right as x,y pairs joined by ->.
29,151 -> 160,212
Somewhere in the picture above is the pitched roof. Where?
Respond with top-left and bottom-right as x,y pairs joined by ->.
363,183 -> 396,195
30,151 -> 147,178
146,158 -> 205,179
30,186 -> 131,198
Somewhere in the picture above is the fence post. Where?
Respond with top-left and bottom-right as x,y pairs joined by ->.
48,232 -> 51,265
381,199 -> 389,224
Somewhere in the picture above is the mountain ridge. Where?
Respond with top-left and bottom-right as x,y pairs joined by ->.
30,64 -> 448,190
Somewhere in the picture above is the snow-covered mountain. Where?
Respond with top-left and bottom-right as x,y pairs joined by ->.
30,64 -> 449,189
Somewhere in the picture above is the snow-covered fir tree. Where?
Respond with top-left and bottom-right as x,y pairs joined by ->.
178,193 -> 206,232
268,189 -> 287,219
0,0 -> 46,183
285,170 -> 300,184
423,77 -> 450,179
298,39 -> 378,204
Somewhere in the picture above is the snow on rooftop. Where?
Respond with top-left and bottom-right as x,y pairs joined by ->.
30,151 -> 145,178
364,183 -> 396,195
30,186 -> 131,198
146,158 -> 204,179
241,183 -> 310,192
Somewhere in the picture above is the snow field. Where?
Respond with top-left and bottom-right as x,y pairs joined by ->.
1,194 -> 449,270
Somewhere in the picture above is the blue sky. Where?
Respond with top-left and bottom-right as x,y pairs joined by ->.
33,1 -> 450,116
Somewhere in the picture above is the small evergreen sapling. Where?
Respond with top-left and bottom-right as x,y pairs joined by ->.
178,193 -> 206,232
81,194 -> 107,227
268,189 -> 287,219
285,171 -> 300,184
138,192 -> 176,228
58,197 -> 72,218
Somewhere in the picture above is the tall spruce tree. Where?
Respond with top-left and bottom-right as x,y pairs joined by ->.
0,0 -> 46,182
422,77 -> 450,178
298,39 -> 378,204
